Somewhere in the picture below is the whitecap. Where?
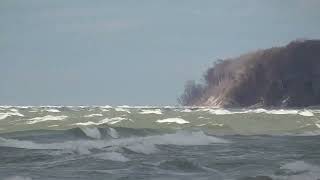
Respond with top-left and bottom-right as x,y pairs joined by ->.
298,110 -> 314,117
74,117 -> 129,126
248,108 -> 268,113
181,109 -> 192,113
201,108 -> 315,117
9,108 -> 19,112
0,111 -> 24,120
114,108 -> 131,113
117,105 -> 130,108
139,109 -> 162,115
84,114 -> 103,118
0,106 -> 12,109
208,109 -> 234,115
45,109 -> 61,113
156,118 -> 190,124
101,105 -> 112,108
74,121 -> 98,126
99,117 -> 127,125
265,109 -> 299,115
27,115 -> 67,124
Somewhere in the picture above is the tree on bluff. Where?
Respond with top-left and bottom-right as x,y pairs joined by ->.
178,80 -> 204,106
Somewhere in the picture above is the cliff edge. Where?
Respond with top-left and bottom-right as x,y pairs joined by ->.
179,40 -> 320,108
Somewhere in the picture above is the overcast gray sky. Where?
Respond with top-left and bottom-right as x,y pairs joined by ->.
1,0 -> 320,106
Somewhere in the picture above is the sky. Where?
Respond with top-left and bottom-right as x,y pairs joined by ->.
1,0 -> 320,106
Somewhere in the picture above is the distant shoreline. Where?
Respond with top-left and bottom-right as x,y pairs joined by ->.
179,39 -> 320,108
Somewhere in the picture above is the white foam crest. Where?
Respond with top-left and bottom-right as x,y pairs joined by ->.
15,106 -> 34,109
27,115 -> 67,124
0,131 -> 228,155
298,110 -> 314,117
9,108 -> 19,112
117,105 -> 131,108
156,118 -> 190,124
248,108 -> 268,113
81,127 -> 101,139
99,117 -> 128,125
0,111 -> 24,120
93,152 -> 129,162
181,109 -> 192,113
198,108 -> 315,117
84,114 -> 103,118
45,109 -> 61,113
4,176 -> 32,180
139,109 -> 162,115
100,105 -> 112,108
208,109 -> 235,115
266,109 -> 299,115
114,108 -> 131,113
130,105 -> 158,109
74,117 -> 129,126
39,105 -> 63,108
74,121 -> 97,126
0,106 -> 12,109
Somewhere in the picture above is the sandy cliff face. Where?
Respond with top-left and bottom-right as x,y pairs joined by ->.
179,40 -> 320,108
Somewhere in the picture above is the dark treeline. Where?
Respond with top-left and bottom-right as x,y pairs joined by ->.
179,39 -> 320,107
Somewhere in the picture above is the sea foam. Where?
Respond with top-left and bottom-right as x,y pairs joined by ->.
0,111 -> 24,120
84,114 -> 103,118
156,118 -> 190,124
139,109 -> 162,115
27,115 -> 67,124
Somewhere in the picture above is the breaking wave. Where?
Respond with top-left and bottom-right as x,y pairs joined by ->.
0,110 -> 24,120
0,129 -> 228,156
199,108 -> 315,116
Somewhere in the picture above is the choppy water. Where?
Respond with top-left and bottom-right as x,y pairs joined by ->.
1,106 -> 320,180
